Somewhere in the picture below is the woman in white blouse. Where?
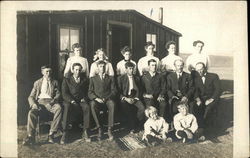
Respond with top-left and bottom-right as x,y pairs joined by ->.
160,41 -> 182,73
63,43 -> 89,78
89,48 -> 114,78
137,41 -> 160,76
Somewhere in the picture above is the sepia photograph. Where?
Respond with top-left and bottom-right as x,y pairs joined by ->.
0,1 -> 248,158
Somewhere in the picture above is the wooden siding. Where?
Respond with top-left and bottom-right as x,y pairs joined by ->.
16,11 -> 181,125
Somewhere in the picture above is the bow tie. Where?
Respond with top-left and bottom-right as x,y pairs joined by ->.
124,59 -> 130,62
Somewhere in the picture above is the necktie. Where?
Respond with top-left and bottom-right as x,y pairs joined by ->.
202,76 -> 205,84
128,76 -> 134,95
45,79 -> 51,96
177,73 -> 182,90
75,77 -> 80,83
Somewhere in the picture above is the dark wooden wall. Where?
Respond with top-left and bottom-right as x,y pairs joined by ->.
17,11 -> 180,125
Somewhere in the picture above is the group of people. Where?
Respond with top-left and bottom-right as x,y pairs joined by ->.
23,40 -> 221,146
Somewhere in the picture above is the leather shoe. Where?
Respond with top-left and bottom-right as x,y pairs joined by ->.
22,136 -> 35,146
97,128 -> 103,141
60,132 -> 67,145
82,130 -> 91,142
48,134 -> 55,144
108,128 -> 114,141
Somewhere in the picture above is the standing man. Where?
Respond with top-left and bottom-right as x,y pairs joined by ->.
167,59 -> 194,123
117,62 -> 145,133
61,63 -> 91,144
141,59 -> 167,119
88,60 -> 117,141
192,62 -> 221,129
23,65 -> 62,145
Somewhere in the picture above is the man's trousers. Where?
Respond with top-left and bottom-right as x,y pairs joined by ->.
61,101 -> 90,131
27,98 -> 62,136
90,99 -> 115,128
120,100 -> 145,130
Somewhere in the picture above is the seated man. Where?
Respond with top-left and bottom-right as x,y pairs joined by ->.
167,59 -> 194,122
88,60 -> 117,141
192,62 -> 221,129
61,63 -> 91,144
117,62 -> 145,133
141,59 -> 167,119
23,65 -> 62,145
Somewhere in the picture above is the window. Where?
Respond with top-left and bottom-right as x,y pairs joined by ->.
146,34 -> 157,51
59,26 -> 80,52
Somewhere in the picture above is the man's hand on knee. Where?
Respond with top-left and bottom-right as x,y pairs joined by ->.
195,97 -> 202,106
95,98 -> 104,104
205,98 -> 214,106
31,103 -> 40,110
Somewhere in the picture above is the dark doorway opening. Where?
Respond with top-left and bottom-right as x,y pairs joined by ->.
110,25 -> 130,67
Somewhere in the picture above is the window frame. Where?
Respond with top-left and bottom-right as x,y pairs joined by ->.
58,25 -> 82,53
146,33 -> 157,51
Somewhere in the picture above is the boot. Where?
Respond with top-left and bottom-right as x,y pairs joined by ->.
22,135 -> 35,146
82,129 -> 91,142
107,127 -> 114,141
60,132 -> 67,145
48,133 -> 55,144
97,128 -> 103,141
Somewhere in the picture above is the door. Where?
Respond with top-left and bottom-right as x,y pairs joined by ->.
57,25 -> 82,81
107,21 -> 132,69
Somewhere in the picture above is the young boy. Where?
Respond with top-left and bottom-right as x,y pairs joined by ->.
173,103 -> 205,143
116,46 -> 137,76
142,106 -> 171,146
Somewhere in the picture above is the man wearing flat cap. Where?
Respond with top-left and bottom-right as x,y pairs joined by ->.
23,65 -> 62,145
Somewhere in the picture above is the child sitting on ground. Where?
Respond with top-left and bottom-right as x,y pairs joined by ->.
173,103 -> 205,143
142,106 -> 171,146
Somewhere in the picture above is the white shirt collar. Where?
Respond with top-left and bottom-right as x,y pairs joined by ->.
149,71 -> 156,77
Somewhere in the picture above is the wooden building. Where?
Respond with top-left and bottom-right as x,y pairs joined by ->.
17,10 -> 182,124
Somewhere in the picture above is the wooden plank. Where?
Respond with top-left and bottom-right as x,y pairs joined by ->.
48,15 -> 52,65
94,14 -> 101,50
84,15 -> 88,58
86,15 -> 93,62
100,15 -> 103,48
92,15 -> 95,53
25,15 -> 29,73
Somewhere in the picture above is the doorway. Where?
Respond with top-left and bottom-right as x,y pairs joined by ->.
107,21 -> 132,68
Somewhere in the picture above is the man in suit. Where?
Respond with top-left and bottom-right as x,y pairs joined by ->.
23,65 -> 62,145
61,63 -> 91,144
88,60 -> 117,141
141,59 -> 167,118
167,59 -> 194,122
117,62 -> 145,133
191,62 -> 221,129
